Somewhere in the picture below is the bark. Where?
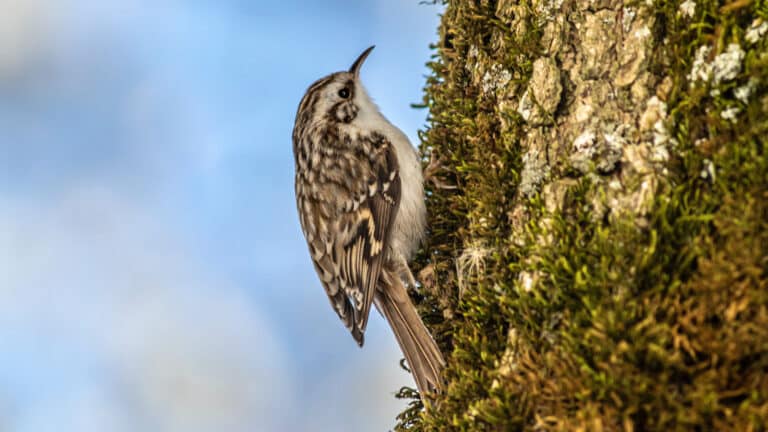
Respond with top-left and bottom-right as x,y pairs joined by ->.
396,0 -> 768,430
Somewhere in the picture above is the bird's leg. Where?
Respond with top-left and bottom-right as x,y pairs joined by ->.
393,252 -> 419,291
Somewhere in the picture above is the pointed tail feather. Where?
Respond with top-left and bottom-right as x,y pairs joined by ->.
375,272 -> 446,396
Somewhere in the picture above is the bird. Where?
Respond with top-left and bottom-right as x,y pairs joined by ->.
292,46 -> 446,397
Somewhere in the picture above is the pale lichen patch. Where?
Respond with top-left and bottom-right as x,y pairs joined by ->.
482,63 -> 513,94
639,95 -> 673,157
720,105 -> 741,123
679,0 -> 696,18
519,146 -> 549,196
573,129 -> 597,154
571,128 -> 622,174
689,43 -> 745,87
688,45 -> 712,84
745,19 -> 767,44
532,0 -> 564,23
712,44 -> 745,84
734,78 -> 758,105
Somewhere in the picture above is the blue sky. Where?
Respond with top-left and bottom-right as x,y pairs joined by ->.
0,1 -> 443,431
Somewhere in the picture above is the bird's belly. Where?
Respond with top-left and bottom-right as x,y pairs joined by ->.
389,135 -> 426,261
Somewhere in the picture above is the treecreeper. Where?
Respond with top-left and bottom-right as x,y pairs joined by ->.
292,46 -> 446,398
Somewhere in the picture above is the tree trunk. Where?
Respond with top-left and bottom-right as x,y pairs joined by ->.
397,0 -> 768,430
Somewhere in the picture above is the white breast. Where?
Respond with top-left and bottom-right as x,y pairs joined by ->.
377,119 -> 427,260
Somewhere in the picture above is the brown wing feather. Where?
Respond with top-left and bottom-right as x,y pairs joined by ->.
336,143 -> 400,344
295,130 -> 400,346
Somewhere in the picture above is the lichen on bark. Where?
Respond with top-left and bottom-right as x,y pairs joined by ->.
396,0 -> 768,430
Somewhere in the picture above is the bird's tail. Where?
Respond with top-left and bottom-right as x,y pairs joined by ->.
375,272 -> 446,397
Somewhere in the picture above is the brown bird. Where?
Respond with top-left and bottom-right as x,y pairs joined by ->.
292,46 -> 445,397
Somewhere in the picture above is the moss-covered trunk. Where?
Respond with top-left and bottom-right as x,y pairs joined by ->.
397,0 -> 768,430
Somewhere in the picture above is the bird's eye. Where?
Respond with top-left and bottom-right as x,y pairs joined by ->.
338,87 -> 350,99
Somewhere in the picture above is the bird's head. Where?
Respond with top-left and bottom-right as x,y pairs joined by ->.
295,46 -> 377,129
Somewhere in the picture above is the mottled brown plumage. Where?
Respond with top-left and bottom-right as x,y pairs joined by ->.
292,47 -> 445,397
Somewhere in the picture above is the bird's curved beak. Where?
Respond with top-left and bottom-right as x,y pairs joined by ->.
349,45 -> 375,77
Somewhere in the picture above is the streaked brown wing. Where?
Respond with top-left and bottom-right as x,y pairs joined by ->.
338,149 -> 400,343
295,133 -> 400,346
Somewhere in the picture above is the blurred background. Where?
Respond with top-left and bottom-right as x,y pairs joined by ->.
0,1 -> 442,431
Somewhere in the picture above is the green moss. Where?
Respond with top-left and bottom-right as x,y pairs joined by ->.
396,0 -> 767,430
